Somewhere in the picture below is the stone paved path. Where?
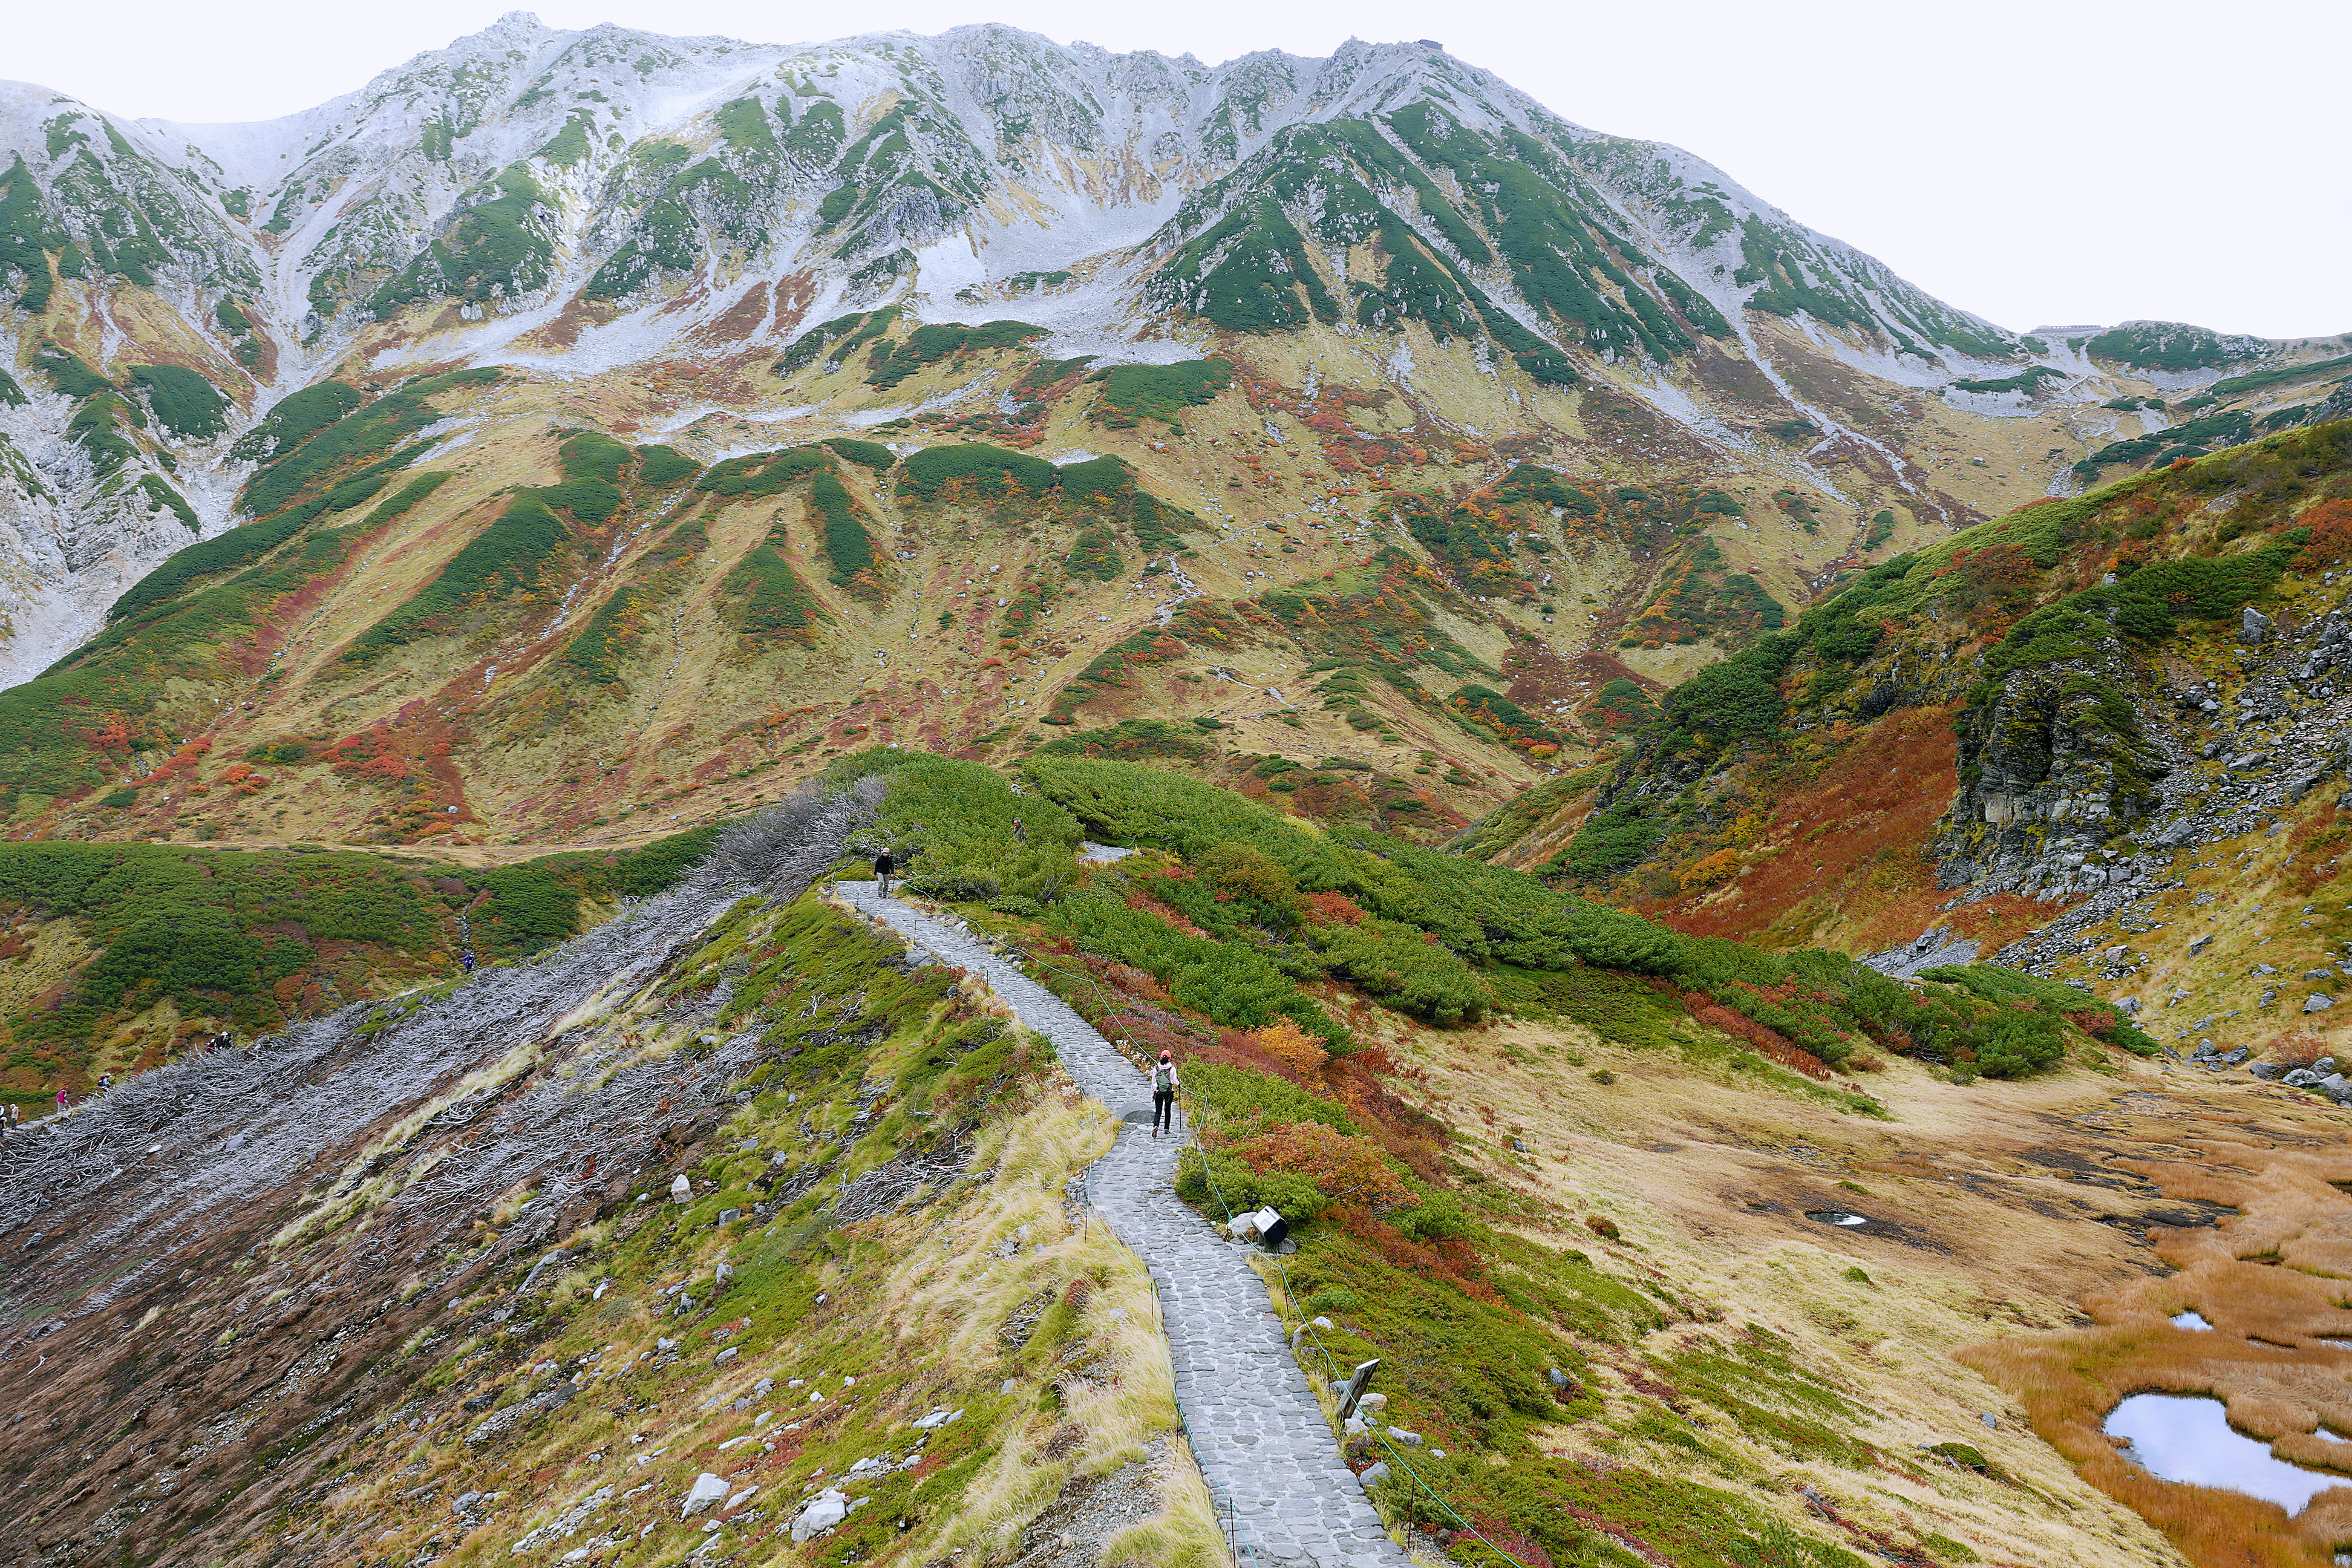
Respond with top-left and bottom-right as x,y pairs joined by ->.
838,884 -> 1406,1568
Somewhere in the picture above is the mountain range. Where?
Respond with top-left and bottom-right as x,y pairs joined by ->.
5,19 -> 2352,1568
1,13 -> 2347,858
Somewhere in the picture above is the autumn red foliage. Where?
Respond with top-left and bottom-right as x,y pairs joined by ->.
1298,890 -> 1368,926
2296,498 -> 2352,566
1683,992 -> 1831,1079
1233,1120 -> 1411,1209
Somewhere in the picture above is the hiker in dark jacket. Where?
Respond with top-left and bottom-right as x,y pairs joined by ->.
874,849 -> 895,898
1151,1051 -> 1180,1137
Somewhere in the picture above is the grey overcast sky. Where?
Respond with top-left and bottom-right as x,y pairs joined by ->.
10,0 -> 2347,339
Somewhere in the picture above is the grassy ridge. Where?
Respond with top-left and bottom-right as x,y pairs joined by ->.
241,368 -> 500,518
864,319 -> 1043,389
0,825 -> 716,1099
340,492 -> 569,661
864,756 -> 2145,1086
839,754 -> 2045,1565
1093,359 -> 1232,428
900,442 -> 1197,554
128,364 -> 227,439
341,430 -> 640,662
230,381 -> 364,463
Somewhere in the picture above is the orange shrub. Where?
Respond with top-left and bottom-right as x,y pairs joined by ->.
2296,498 -> 2352,566
1682,849 -> 1741,888
1684,992 -> 1831,1079
2258,1030 -> 2331,1068
1249,1019 -> 1328,1074
1299,890 -> 1368,927
1234,1120 -> 1411,1210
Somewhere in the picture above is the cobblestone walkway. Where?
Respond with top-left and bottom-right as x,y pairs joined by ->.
837,884 -> 1406,1568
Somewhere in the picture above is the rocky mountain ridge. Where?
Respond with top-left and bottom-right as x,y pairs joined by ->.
1475,416 -> 2352,1092
1,11 -> 2345,714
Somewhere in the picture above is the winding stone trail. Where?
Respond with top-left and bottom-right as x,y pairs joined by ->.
838,884 -> 1406,1568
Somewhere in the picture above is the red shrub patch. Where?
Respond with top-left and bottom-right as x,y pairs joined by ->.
1683,993 -> 1831,1079
1299,890 -> 1368,927
1233,1121 -> 1410,1210
2297,498 -> 2352,566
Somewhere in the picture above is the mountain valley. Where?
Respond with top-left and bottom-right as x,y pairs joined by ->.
2,15 -> 2351,1568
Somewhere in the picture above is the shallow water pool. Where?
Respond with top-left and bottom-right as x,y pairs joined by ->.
2106,1393 -> 2352,1516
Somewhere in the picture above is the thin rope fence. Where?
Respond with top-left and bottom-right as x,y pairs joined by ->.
1015,948 -> 1535,1568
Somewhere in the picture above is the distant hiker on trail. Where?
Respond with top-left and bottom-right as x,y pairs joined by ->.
99,1074 -> 112,1094
874,849 -> 895,899
460,949 -> 477,975
1151,1051 -> 1180,1137
56,1088 -> 68,1114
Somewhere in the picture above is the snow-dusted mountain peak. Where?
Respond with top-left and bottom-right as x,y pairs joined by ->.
14,17 -> 2332,695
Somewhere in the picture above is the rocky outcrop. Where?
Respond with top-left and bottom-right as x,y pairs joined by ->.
1935,642 -> 2172,888
2305,380 -> 2352,428
2293,600 -> 2352,691
1861,926 -> 1980,978
1983,586 -> 2352,973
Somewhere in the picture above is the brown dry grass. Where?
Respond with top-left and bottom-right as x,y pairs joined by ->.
1350,998 -> 2206,1566
1960,1131 -> 2352,1567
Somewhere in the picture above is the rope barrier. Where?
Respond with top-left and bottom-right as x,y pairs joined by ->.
875,900 -> 1529,1568
1011,944 -> 1535,1568
1148,1274 -> 1267,1564
984,941 -> 1266,1566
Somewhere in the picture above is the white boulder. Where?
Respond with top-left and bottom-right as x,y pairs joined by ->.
681,1472 -> 728,1516
791,1488 -> 852,1542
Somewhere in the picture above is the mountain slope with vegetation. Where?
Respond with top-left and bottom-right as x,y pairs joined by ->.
3,19 -> 2351,1568
0,16 -> 2345,843
3,766 -> 2253,1568
1475,417 -> 2352,1050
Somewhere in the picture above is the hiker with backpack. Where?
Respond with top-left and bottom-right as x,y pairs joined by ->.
874,848 -> 895,899
1151,1051 -> 1180,1138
